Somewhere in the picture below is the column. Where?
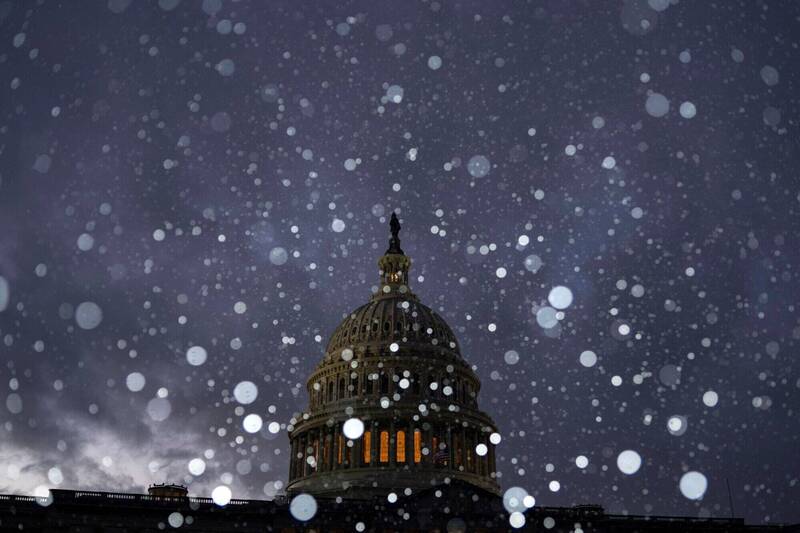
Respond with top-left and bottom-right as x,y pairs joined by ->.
389,420 -> 396,467
409,421 -> 416,467
353,432 -> 362,468
315,427 -> 322,473
447,426 -> 454,470
327,428 -> 334,472
331,428 -> 338,471
462,426 -> 469,473
425,426 -> 433,466
289,438 -> 296,481
371,421 -> 378,465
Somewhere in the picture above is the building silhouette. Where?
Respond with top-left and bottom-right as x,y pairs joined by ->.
286,212 -> 499,498
1,217 -> 797,532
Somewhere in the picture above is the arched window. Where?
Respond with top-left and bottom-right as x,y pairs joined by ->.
412,373 -> 420,395
337,434 -> 344,465
363,431 -> 372,464
338,377 -> 345,400
396,430 -> 406,463
327,381 -> 334,402
351,375 -> 359,396
365,375 -> 374,395
380,431 -> 389,463
414,430 -> 422,463
380,373 -> 389,394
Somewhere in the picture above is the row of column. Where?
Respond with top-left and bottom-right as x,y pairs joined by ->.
289,421 -> 497,481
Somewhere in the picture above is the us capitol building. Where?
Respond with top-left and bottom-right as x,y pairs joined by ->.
286,213 -> 499,499
0,216 -> 793,532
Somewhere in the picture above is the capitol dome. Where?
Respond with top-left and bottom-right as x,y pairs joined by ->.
286,213 -> 500,499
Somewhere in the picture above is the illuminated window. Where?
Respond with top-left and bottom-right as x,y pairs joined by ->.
380,431 -> 389,463
396,430 -> 406,463
414,430 -> 422,463
338,434 -> 344,464
363,431 -> 371,464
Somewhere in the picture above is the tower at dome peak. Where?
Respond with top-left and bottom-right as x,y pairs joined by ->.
378,212 -> 412,295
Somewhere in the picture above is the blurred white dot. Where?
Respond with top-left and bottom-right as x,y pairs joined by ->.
188,458 -> 206,476
679,471 -> 708,500
579,350 -> 597,368
702,390 -> 719,407
243,413 -> 263,433
331,218 -> 346,232
211,485 -> 232,506
125,372 -> 146,392
617,450 -> 642,475
509,512 -> 526,528
548,286 -> 573,309
186,345 -> 207,366
343,418 -> 365,439
233,381 -> 258,404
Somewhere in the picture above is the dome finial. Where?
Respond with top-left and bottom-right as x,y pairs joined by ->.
386,212 -> 404,255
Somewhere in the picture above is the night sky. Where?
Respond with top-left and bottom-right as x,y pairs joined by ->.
1,0 -> 799,526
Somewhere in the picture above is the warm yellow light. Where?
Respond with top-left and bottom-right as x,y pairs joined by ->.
396,430 -> 406,463
380,431 -> 389,463
414,430 -> 422,463
363,431 -> 371,463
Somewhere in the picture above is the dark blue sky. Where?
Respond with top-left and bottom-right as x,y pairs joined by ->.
0,0 -> 798,525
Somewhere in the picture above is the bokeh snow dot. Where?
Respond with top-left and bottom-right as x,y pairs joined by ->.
126,372 -> 146,392
269,247 -> 289,265
467,155 -> 491,178
703,390 -> 719,407
0,276 -> 9,312
645,93 -> 670,117
343,418 -> 365,439
233,381 -> 258,404
504,350 -> 520,365
679,101 -> 697,119
212,485 -> 232,506
617,450 -> 642,475
186,345 -> 207,366
679,471 -> 708,500
331,219 -> 346,233
75,302 -> 103,330
289,493 -> 318,521
427,55 -> 442,70
243,413 -> 263,433
536,307 -> 558,329
548,286 -> 573,309
579,350 -> 597,368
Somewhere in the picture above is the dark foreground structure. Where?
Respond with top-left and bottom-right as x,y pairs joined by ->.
1,481 -> 797,532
